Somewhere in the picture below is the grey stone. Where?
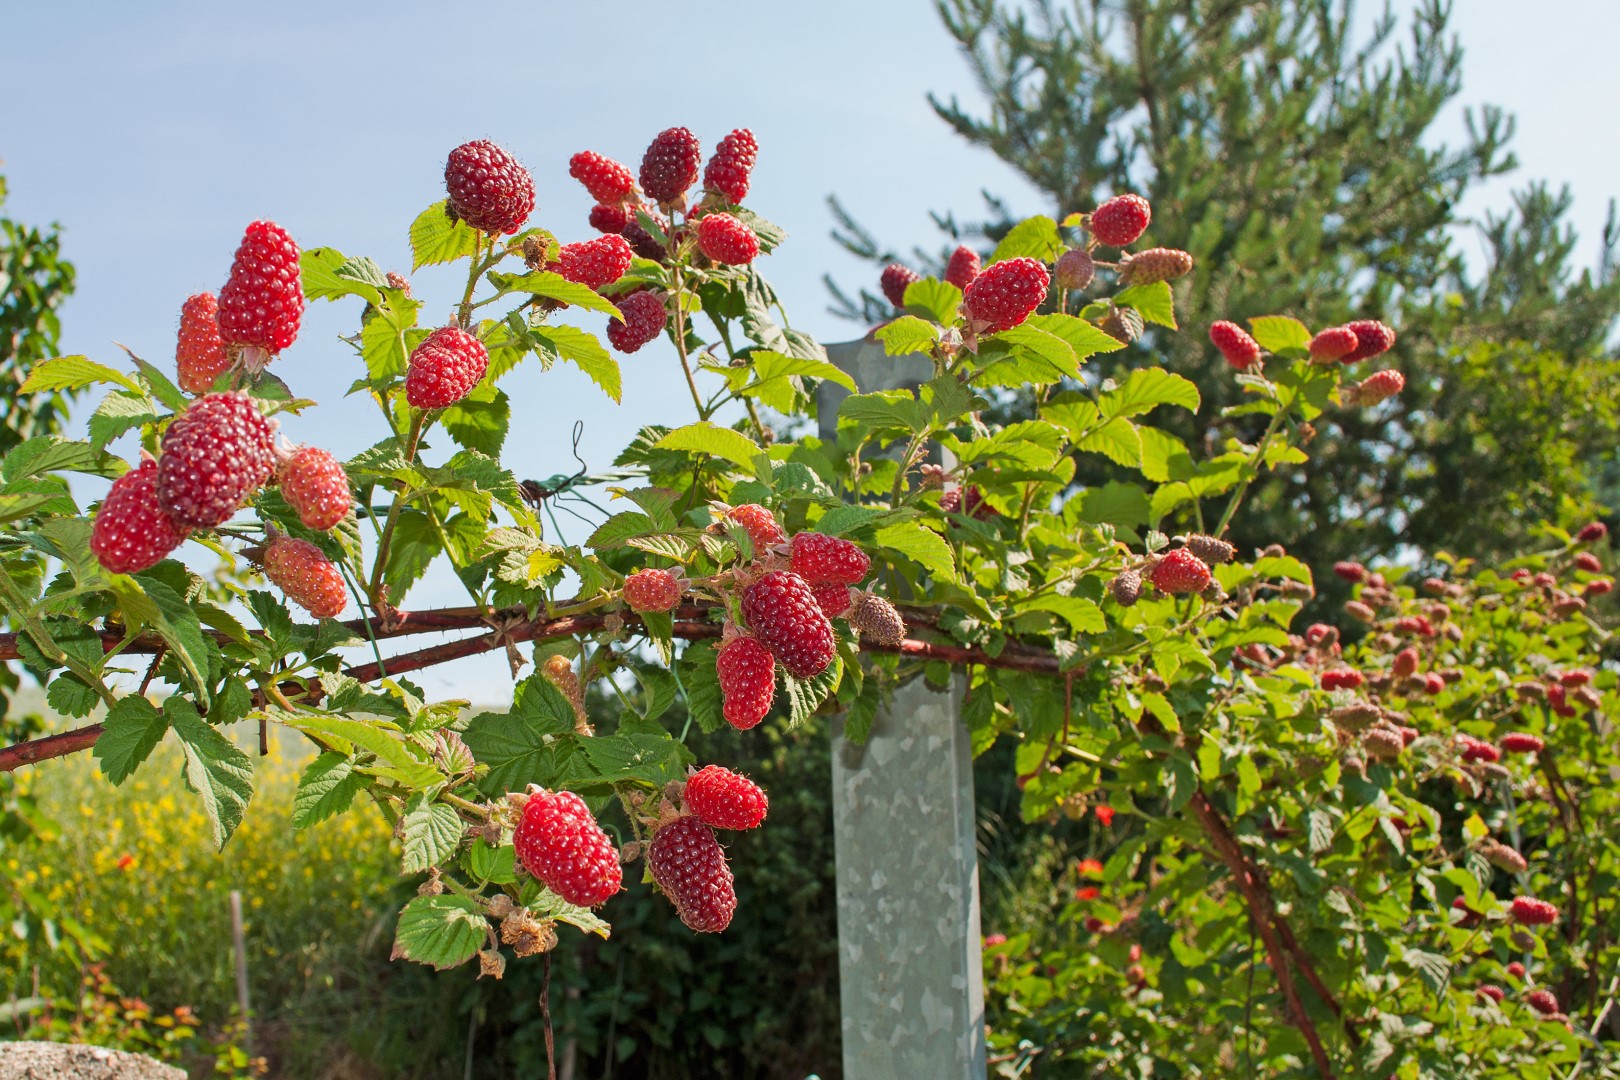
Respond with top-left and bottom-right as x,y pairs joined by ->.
0,1042 -> 185,1080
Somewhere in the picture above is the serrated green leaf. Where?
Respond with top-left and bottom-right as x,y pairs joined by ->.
401,793 -> 465,873
874,316 -> 939,357
533,325 -> 622,404
491,271 -> 623,318
1114,282 -> 1177,328
873,522 -> 955,581
1024,313 -> 1128,361
811,504 -> 893,537
391,895 -> 484,970
783,656 -> 843,728
1075,417 -> 1143,468
292,752 -> 368,829
1248,315 -> 1312,354
654,423 -> 761,468
465,839 -> 516,885
88,392 -> 159,451
289,715 -> 440,790
901,279 -> 962,324
675,640 -> 726,734
1099,368 -> 1201,419
992,324 -> 1079,379
94,695 -> 169,784
171,705 -> 254,849
990,216 -> 1064,264
462,676 -> 577,793
20,356 -> 143,397
441,386 -> 510,457
410,201 -> 480,271
1017,595 -> 1105,633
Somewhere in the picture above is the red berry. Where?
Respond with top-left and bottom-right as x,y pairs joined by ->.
1500,732 -> 1545,754
278,447 -> 351,531
155,392 -> 276,529
1507,962 -> 1526,980
1576,521 -> 1608,543
445,140 -> 535,235
1546,683 -> 1576,717
1321,668 -> 1365,692
176,292 -> 230,393
1525,988 -> 1560,1016
941,485 -> 998,521
880,263 -> 921,308
1054,249 -> 1096,290
1355,369 -> 1404,405
1558,669 -> 1592,687
703,128 -> 758,204
716,636 -> 775,730
1304,623 -> 1335,647
1586,578 -> 1614,596
1460,736 -> 1501,764
557,235 -> 633,290
1308,326 -> 1359,362
512,789 -> 622,908
405,326 -> 488,409
1477,985 -> 1505,1003
742,570 -> 837,679
727,504 -> 786,555
623,568 -> 681,613
962,257 -> 1050,333
91,459 -> 191,575
696,212 -> 760,265
1395,615 -> 1434,637
1574,551 -> 1602,573
217,221 -> 303,356
944,245 -> 981,289
812,584 -> 852,618
588,202 -> 631,234
623,208 -> 669,261
1341,319 -> 1395,362
1423,672 -> 1445,695
1392,647 -> 1419,678
1089,194 -> 1151,247
568,150 -> 635,204
1209,321 -> 1262,370
648,814 -> 735,933
639,127 -> 702,205
684,764 -> 768,830
605,291 -> 667,354
1150,549 -> 1211,595
1510,896 -> 1559,926
262,536 -> 347,618
789,532 -> 871,586
1333,561 -> 1367,583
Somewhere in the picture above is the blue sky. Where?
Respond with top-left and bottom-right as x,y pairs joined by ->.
4,0 -> 1614,698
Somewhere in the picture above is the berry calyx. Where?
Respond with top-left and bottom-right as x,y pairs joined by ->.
278,446 -> 352,531
176,292 -> 230,393
648,814 -> 736,933
789,532 -> 871,586
262,536 -> 347,618
962,257 -> 1050,333
944,245 -> 981,290
741,570 -> 837,679
623,568 -> 682,613
155,392 -> 276,529
1509,896 -> 1559,926
606,291 -> 667,354
880,264 -> 921,308
696,212 -> 760,265
716,636 -> 775,730
1341,319 -> 1395,362
727,504 -> 786,555
703,128 -> 759,204
639,127 -> 702,205
684,765 -> 768,830
405,326 -> 489,409
445,140 -> 535,235
568,150 -> 635,204
90,459 -> 191,575
1089,194 -> 1152,247
217,221 -> 303,357
1150,549 -> 1211,594
1209,321 -> 1262,370
1308,326 -> 1359,363
512,789 -> 622,908
557,235 -> 633,290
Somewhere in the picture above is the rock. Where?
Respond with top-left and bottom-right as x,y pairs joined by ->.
0,1041 -> 185,1080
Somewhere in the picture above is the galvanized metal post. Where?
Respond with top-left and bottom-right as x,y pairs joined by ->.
818,338 -> 987,1079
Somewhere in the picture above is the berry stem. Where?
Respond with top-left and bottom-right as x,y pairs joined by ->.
668,262 -> 707,420
1212,404 -> 1290,540
440,790 -> 489,820
368,412 -> 427,602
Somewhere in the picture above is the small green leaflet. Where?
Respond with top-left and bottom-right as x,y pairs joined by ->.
874,316 -> 939,357
533,325 -> 622,404
400,793 -> 465,874
1248,315 -> 1312,355
19,356 -> 144,397
873,522 -> 956,581
391,895 -> 484,970
94,695 -> 169,784
171,706 -> 254,849
654,423 -> 762,468
1098,368 -> 1201,418
1114,282 -> 1177,328
292,752 -> 367,829
989,215 -> 1064,265
409,201 -> 479,271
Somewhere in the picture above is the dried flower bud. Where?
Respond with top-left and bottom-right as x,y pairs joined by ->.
477,949 -> 507,980
1109,569 -> 1143,607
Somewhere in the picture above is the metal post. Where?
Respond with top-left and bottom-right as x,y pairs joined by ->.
818,338 -> 987,1079
229,889 -> 253,1060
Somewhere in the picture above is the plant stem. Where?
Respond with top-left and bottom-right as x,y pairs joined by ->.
1213,405 -> 1289,539
368,412 -> 426,602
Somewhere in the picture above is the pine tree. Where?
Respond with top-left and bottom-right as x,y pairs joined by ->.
0,173 -> 78,455
828,0 -> 1620,566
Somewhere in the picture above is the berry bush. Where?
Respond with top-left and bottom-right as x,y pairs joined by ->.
0,132 -> 1615,1079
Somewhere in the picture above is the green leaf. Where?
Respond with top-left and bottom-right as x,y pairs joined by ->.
1114,282 -> 1177,328
992,324 -> 1079,379
290,715 -> 441,791
654,423 -> 761,468
811,504 -> 893,537
381,511 -> 441,600
674,640 -> 726,734
125,354 -> 189,412
1099,368 -> 1201,418
873,522 -> 955,581
94,695 -> 169,784
1077,481 -> 1150,530
462,676 -> 578,792
401,794 -> 465,873
88,392 -> 159,451
171,705 -> 254,849
586,511 -> 656,550
989,215 -> 1064,264
783,656 -> 843,728
901,279 -> 962,324
490,271 -> 624,318
391,895 -> 484,970
1,437 -> 126,483
1075,417 -> 1143,468
292,752 -> 368,829
1024,313 -> 1127,361
533,325 -> 622,404
131,577 -> 213,709
874,316 -> 939,357
1248,315 -> 1312,354
410,201 -> 479,271
441,386 -> 510,457
737,351 -> 858,413
1017,595 -> 1105,633
465,839 -> 516,885
1403,948 -> 1451,994
20,355 -> 143,397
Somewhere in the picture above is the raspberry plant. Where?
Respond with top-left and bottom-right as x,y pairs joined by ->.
0,132 -> 1615,1079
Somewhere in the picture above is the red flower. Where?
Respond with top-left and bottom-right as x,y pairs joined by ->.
1077,858 -> 1104,876
1094,805 -> 1116,827
116,853 -> 135,871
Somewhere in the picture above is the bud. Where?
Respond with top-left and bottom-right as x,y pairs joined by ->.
1109,569 -> 1143,607
477,949 -> 507,980
1481,840 -> 1528,874
1054,248 -> 1096,290
1344,600 -> 1377,623
1098,305 -> 1145,344
848,591 -> 906,646
1199,580 -> 1225,604
1119,247 -> 1194,286
1330,701 -> 1381,733
1182,533 -> 1236,565
1363,725 -> 1405,761
1552,594 -> 1587,619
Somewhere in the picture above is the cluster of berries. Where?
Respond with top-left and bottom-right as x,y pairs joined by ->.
1209,317 -> 1402,407
1106,533 -> 1234,608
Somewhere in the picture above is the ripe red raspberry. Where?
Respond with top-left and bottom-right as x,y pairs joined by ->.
1395,615 -> 1434,637
1507,963 -> 1526,980
962,257 -> 1050,333
639,127 -> 702,205
1341,319 -> 1395,362
812,584 -> 852,618
1119,247 -> 1194,286
1209,321 -> 1262,370
1333,560 -> 1367,583
405,326 -> 488,409
1499,732 -> 1544,755
623,208 -> 669,261
944,245 -> 981,289
278,446 -> 351,531
1321,668 -> 1365,691
789,532 -> 871,586
696,212 -> 760,265
648,814 -> 736,933
91,459 -> 191,574
703,128 -> 758,204
217,221 -> 302,356
1576,521 -> 1608,543
727,503 -> 786,555
1587,577 -> 1614,596
880,263 -> 921,308
1054,249 -> 1096,290
557,235 -> 633,290
1525,988 -> 1560,1016
1546,683 -> 1576,717
1150,549 -> 1211,594
589,202 -> 632,234
262,536 -> 347,618
1304,623 -> 1336,647
1308,326 -> 1359,363
606,290 -> 667,354
1354,369 -> 1404,405
716,636 -> 775,730
1574,551 -> 1602,573
1089,194 -> 1152,247
444,140 -> 535,235
1423,671 -> 1445,695
1392,647 -> 1419,678
1477,985 -> 1505,1003
176,292 -> 230,393
568,150 -> 635,204
623,568 -> 682,613
155,392 -> 276,529
684,764 -> 768,830
847,591 -> 905,646
1510,896 -> 1559,926
742,570 -> 837,679
1460,736 -> 1501,764
1559,669 -> 1592,687
512,789 -> 622,908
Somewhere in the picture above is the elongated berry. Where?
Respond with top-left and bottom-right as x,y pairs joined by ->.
1525,988 -> 1560,1016
176,292 -> 230,393
91,459 -> 191,574
716,636 -> 775,730
742,571 -> 837,679
1054,249 -> 1095,290
944,245 -> 981,289
648,815 -> 736,932
1309,326 -> 1359,362
1353,369 -> 1404,405
624,568 -> 681,613
847,591 -> 905,646
217,221 -> 303,356
880,264 -> 920,309
263,536 -> 347,618
727,503 -> 786,555
812,584 -> 852,618
1089,194 -> 1151,247
405,326 -> 488,409
789,532 -> 870,586
568,150 -> 635,204
696,212 -> 760,265
513,789 -> 622,908
1509,896 -> 1558,926
1209,321 -> 1262,370
278,447 -> 351,531
1341,319 -> 1395,363
1119,247 -> 1193,286
1150,549 -> 1211,594
557,235 -> 633,290
445,140 -> 535,235
684,765 -> 768,830
155,392 -> 276,529
639,127 -> 702,205
605,290 -> 666,353
703,128 -> 758,204
962,257 -> 1050,333
1321,668 -> 1365,692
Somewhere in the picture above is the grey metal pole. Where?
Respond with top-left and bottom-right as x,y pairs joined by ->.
818,338 -> 987,1079
229,889 -> 253,1061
